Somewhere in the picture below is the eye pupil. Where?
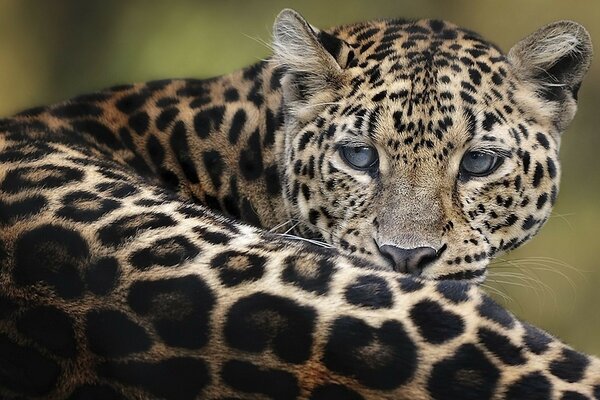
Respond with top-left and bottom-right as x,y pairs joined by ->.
340,145 -> 378,170
461,151 -> 501,177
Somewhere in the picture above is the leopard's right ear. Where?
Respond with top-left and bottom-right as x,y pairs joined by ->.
272,9 -> 351,120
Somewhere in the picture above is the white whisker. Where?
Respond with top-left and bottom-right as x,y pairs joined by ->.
277,233 -> 333,248
480,283 -> 514,304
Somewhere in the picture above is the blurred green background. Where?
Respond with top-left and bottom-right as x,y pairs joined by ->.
0,0 -> 598,353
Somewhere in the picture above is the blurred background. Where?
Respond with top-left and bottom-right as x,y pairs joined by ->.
0,0 -> 598,353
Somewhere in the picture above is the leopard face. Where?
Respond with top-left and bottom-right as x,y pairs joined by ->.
273,10 -> 591,281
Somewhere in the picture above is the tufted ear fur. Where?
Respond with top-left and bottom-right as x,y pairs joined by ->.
272,9 -> 351,121
508,21 -> 592,132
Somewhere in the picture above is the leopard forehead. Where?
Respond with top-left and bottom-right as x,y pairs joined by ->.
318,19 -> 534,158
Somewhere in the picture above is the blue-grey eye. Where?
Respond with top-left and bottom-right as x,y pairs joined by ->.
460,151 -> 502,177
340,145 -> 378,170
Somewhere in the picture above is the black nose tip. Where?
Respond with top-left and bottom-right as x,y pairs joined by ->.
379,245 -> 438,274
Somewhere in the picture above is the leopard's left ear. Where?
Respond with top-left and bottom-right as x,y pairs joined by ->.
508,21 -> 593,131
272,9 -> 352,120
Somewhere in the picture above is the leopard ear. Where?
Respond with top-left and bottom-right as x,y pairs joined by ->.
272,9 -> 350,120
508,21 -> 592,131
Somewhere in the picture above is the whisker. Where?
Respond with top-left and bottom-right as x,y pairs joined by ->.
547,211 -> 575,230
512,256 -> 586,276
491,256 -> 585,280
487,271 -> 549,294
242,32 -> 274,52
489,259 -> 557,293
283,221 -> 302,235
486,277 -> 544,292
480,283 -> 514,304
486,278 -> 528,312
277,233 -> 333,248
268,220 -> 296,233
491,258 -> 580,290
488,257 -> 584,313
287,217 -> 346,243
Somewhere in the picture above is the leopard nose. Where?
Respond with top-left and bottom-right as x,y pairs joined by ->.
379,245 -> 438,274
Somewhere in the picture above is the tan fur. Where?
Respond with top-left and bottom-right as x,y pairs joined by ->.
0,10 -> 597,400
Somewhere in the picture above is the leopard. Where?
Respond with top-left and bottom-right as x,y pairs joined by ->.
0,7 -> 597,399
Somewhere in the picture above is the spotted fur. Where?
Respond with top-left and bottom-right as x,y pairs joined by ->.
0,9 -> 597,399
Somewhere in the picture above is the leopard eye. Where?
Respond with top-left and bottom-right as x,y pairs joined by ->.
340,145 -> 378,170
460,151 -> 502,178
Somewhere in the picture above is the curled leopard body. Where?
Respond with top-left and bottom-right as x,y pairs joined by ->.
0,9 -> 597,400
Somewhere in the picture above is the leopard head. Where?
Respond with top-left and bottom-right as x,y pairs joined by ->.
272,9 -> 592,281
